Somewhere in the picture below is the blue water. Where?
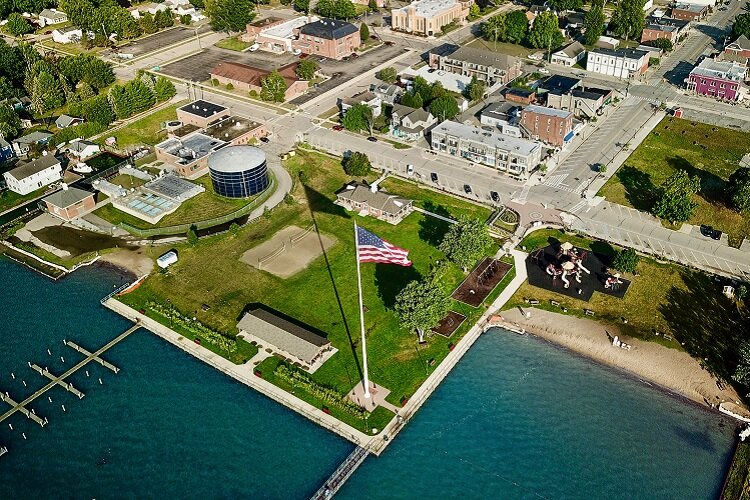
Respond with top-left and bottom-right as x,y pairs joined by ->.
0,258 -> 737,499
341,332 -> 737,500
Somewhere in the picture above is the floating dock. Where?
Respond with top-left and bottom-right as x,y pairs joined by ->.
310,446 -> 369,500
64,340 -> 120,374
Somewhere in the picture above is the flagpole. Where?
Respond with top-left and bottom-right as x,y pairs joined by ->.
354,221 -> 371,399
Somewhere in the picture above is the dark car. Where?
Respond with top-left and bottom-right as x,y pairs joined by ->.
350,53 -> 359,59
700,225 -> 721,240
385,41 -> 394,46
430,172 -> 438,182
367,136 -> 378,142
490,191 -> 500,203
464,184 -> 472,194
333,125 -> 344,131
260,137 -> 270,143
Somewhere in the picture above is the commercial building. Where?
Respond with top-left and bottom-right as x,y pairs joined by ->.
430,120 -> 542,179
686,58 -> 747,101
504,88 -> 536,105
550,41 -> 586,67
640,17 -> 690,44
479,101 -> 522,137
3,155 -> 62,195
42,185 -> 96,221
520,105 -> 574,148
210,61 -> 309,102
391,0 -> 471,37
12,131 -> 52,156
294,18 -> 360,60
335,182 -> 414,224
428,46 -> 523,86
237,307 -> 335,371
671,3 -> 708,21
155,133 -> 226,179
390,104 -> 437,141
203,116 -> 269,146
538,75 -> 612,119
586,47 -> 650,79
208,146 -> 270,198
177,100 -> 230,128
246,15 -> 318,53
38,8 -> 68,26
723,35 -> 750,65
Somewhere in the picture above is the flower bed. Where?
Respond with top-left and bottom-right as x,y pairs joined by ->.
147,301 -> 237,352
275,364 -> 366,418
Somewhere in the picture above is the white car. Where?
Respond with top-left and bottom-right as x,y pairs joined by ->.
249,43 -> 260,52
539,68 -> 550,74
406,164 -> 414,176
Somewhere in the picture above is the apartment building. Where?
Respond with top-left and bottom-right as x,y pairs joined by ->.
428,46 -> 523,86
686,58 -> 747,101
391,0 -> 471,37
586,48 -> 650,79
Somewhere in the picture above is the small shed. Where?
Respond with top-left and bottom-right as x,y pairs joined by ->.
157,250 -> 178,268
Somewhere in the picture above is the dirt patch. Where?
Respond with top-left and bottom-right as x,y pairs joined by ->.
100,247 -> 155,277
451,258 -> 512,307
32,226 -> 137,257
240,225 -> 336,278
431,311 -> 466,338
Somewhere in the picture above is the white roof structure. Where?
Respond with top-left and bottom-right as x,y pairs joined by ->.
690,58 -> 747,81
208,145 -> 266,173
263,15 -> 318,41
395,0 -> 460,17
523,104 -> 573,119
400,65 -> 473,95
433,120 -> 542,156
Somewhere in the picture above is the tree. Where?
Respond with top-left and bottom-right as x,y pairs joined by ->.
548,0 -> 582,11
140,12 -> 158,34
733,340 -> 750,386
342,151 -> 372,176
294,0 -> 309,11
732,13 -> 750,39
368,0 -> 377,11
360,22 -> 370,42
206,0 -> 255,33
412,75 -> 433,102
31,71 -> 64,123
727,167 -> 750,214
332,0 -> 356,19
108,84 -> 132,119
260,71 -> 287,102
612,248 -> 639,274
651,38 -> 673,51
342,103 -> 374,133
429,95 -> 460,121
125,79 -> 156,114
154,76 -> 176,101
315,0 -> 334,16
468,3 -> 480,20
180,14 -> 192,25
395,276 -> 451,343
583,0 -> 605,46
464,75 -> 486,102
80,94 -> 115,126
5,13 -> 32,37
58,54 -> 115,90
187,225 -> 199,245
295,59 -> 318,80
0,104 -> 21,139
400,91 -> 422,109
155,9 -> 174,29
652,170 -> 701,224
528,11 -> 564,50
504,10 -> 528,44
481,13 -> 506,43
439,216 -> 492,272
609,0 -> 646,41
376,67 -> 397,83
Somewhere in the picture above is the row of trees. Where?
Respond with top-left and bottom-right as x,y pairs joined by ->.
481,11 -> 564,51
315,0 -> 357,20
206,0 -> 256,33
402,76 -> 461,121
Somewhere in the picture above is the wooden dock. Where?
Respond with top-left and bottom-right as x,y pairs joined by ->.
0,322 -> 139,426
64,340 -> 120,373
309,446 -> 370,500
30,364 -> 84,399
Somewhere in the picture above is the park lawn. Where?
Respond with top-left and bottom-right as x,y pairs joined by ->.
466,38 -> 536,59
109,174 -> 146,189
119,149 -> 507,422
215,36 -> 253,51
94,175 -> 252,230
0,186 -> 48,213
111,101 -> 188,148
598,117 -> 750,247
379,177 -> 493,221
722,441 -> 750,500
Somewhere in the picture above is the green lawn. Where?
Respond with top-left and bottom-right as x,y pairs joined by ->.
109,173 -> 146,190
118,149 -> 511,428
0,186 -> 48,213
379,176 -> 493,221
598,117 -> 750,247
722,441 -> 750,500
110,101 -> 188,148
94,175 -> 252,230
215,36 -> 253,51
506,229 -> 750,386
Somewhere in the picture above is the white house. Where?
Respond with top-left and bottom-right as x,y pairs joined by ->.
340,91 -> 383,118
3,154 -> 62,195
551,41 -> 586,67
12,131 -> 52,156
38,8 -> 68,26
390,104 -> 437,141
66,139 -> 101,160
586,47 -> 650,79
52,26 -> 83,44
55,114 -> 82,129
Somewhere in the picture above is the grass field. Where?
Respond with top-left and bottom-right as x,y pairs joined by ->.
110,101 -> 188,148
93,176 -> 252,229
215,36 -> 253,51
722,441 -> 750,500
506,228 -> 750,386
0,186 -> 48,213
599,117 -> 750,246
379,177 -> 493,221
117,149 -> 512,428
109,173 -> 146,189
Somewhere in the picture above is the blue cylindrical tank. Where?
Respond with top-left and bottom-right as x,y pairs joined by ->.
208,145 -> 269,198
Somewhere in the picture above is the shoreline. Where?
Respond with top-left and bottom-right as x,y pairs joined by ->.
498,308 -> 748,417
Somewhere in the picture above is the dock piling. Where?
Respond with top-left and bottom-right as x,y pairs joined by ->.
47,349 -> 51,356
61,405 -> 65,412
22,433 -> 25,440
11,373 -> 14,379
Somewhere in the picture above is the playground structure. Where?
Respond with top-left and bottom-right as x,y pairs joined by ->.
452,257 -> 513,307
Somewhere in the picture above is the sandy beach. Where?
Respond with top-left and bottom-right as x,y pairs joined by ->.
498,308 -> 745,410
100,248 -> 154,277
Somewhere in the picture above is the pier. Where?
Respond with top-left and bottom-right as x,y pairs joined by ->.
0,445 -> 7,458
64,340 -> 120,373
310,446 -> 369,500
0,322 -> 139,427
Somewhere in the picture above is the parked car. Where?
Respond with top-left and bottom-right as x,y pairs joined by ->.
700,225 -> 722,240
333,125 -> 344,131
367,136 -> 377,142
431,172 -> 438,182
539,68 -> 550,74
464,184 -> 472,194
490,191 -> 500,203
385,41 -> 394,46
406,164 -> 414,176
260,137 -> 270,143
249,43 -> 260,52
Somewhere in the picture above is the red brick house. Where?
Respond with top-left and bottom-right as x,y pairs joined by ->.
520,105 -> 574,148
43,186 -> 96,221
292,18 -> 360,60
723,35 -> 750,65
210,61 -> 309,102
670,3 -> 708,21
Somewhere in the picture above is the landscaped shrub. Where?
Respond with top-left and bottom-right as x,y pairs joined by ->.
147,301 -> 237,352
275,364 -> 367,418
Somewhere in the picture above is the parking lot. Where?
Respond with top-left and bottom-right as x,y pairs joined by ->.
114,25 -> 211,58
160,47 -> 298,81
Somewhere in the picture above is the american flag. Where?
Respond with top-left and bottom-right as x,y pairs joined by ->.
357,226 -> 412,266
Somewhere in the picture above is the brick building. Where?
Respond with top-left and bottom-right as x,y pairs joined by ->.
43,186 -> 96,221
428,46 -> 522,86
686,58 -> 747,102
670,3 -> 708,21
391,0 -> 471,37
520,105 -> 574,148
723,35 -> 750,65
176,100 -> 230,128
210,61 -> 309,101
640,17 -> 690,44
293,18 -> 360,60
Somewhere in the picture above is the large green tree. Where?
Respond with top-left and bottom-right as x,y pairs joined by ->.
206,0 -> 255,33
140,12 -> 158,34
400,91 -> 422,109
154,76 -> 176,101
528,11 -> 564,50
295,59 -> 319,81
583,0 -> 606,46
464,76 -> 486,102
548,0 -> 582,11
0,104 -> 21,139
429,95 -> 460,121
609,0 -> 646,41
732,13 -> 750,39
439,216 -> 492,272
395,275 -> 451,343
78,94 -> 115,126
342,103 -> 374,134
108,84 -> 131,119
481,13 -> 506,43
504,10 -> 528,44
342,151 -> 372,176
652,170 -> 701,224
733,340 -> 750,386
125,79 -> 156,115
376,66 -> 397,83
360,22 -> 370,42
260,71 -> 287,102
31,71 -> 64,123
294,0 -> 309,12
5,13 -> 32,37
727,167 -> 750,214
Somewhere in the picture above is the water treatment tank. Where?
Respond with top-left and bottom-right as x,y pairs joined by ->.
208,145 -> 269,198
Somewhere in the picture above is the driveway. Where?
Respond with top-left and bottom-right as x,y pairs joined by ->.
160,47 -> 298,82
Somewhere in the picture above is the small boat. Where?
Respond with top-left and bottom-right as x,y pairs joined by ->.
72,162 -> 93,174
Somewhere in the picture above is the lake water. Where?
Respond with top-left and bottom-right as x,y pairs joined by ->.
0,259 -> 736,499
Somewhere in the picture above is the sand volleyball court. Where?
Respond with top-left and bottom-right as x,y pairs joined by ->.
240,225 -> 336,278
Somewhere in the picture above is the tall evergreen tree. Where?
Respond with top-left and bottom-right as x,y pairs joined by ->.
610,0 -> 646,41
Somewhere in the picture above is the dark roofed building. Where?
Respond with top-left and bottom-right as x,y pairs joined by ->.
504,87 -> 536,105
428,46 -> 523,85
237,307 -> 334,369
177,100 -> 230,127
293,18 -> 360,60
299,18 -> 358,39
43,186 -> 95,221
335,182 -> 414,224
723,35 -> 750,64
539,75 -> 581,94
